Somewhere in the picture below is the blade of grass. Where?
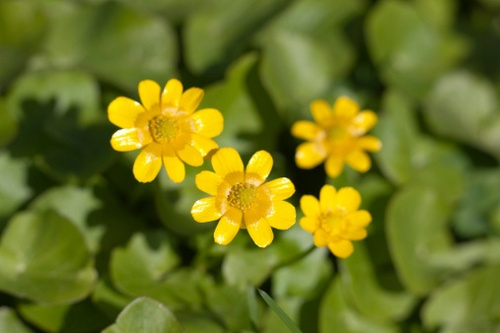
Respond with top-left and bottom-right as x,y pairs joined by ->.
257,289 -> 302,333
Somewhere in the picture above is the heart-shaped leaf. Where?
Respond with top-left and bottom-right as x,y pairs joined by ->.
0,210 -> 96,304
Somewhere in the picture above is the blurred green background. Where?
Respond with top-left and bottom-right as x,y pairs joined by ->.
1,0 -> 500,332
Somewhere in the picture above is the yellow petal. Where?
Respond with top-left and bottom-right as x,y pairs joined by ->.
325,155 -> 344,178
161,79 -> 183,109
266,201 -> 296,230
357,136 -> 382,152
310,100 -> 332,126
345,228 -> 367,241
313,229 -> 330,247
108,97 -> 144,128
214,208 -> 242,245
139,80 -> 161,110
336,187 -> 361,213
291,121 -> 323,140
246,150 -> 273,185
352,111 -> 377,134
347,210 -> 372,228
333,96 -> 359,120
300,195 -> 320,218
247,219 -> 274,248
328,239 -> 354,258
133,143 -> 162,183
191,197 -> 222,222
195,171 -> 223,195
191,134 -> 218,157
300,216 -> 319,233
262,177 -> 295,201
180,87 -> 204,114
211,147 -> 244,178
295,142 -> 326,169
176,142 -> 204,166
163,145 -> 185,183
319,184 -> 337,212
110,128 -> 152,152
191,108 -> 223,138
346,150 -> 371,172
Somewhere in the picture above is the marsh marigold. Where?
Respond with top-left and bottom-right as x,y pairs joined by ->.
291,96 -> 381,178
300,185 -> 371,258
191,148 -> 296,248
108,79 -> 223,183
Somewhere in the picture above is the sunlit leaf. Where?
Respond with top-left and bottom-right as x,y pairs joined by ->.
386,185 -> 452,295
365,0 -> 466,97
30,185 -> 102,253
319,277 -> 398,333
102,297 -> 182,333
424,70 -> 500,160
0,152 -> 31,219
184,0 -> 287,74
341,243 -> 417,321
422,264 -> 500,332
0,308 -> 33,333
0,210 -> 96,304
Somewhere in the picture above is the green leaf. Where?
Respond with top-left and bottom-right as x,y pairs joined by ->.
0,308 -> 33,333
18,299 -> 110,333
422,264 -> 500,332
452,169 -> 500,238
39,1 -> 177,91
365,0 -> 466,97
30,185 -> 102,253
424,70 -> 500,160
0,0 -> 46,89
319,278 -> 398,333
0,152 -> 31,219
184,0 -> 287,74
272,247 -> 331,299
7,70 -> 101,126
374,90 -> 419,185
0,210 -> 96,304
0,98 -> 17,146
386,185 -> 452,295
204,283 -> 253,332
110,231 -> 206,309
258,29 -> 341,118
258,289 -> 302,333
341,243 -> 417,321
200,54 -> 265,154
222,246 -> 276,289
102,297 -> 182,333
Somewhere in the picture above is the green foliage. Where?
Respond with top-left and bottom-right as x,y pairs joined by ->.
1,0 -> 500,332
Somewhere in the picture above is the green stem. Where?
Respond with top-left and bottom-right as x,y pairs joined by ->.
272,245 -> 316,271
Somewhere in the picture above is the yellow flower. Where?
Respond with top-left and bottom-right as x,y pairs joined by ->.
291,96 -> 382,178
191,148 -> 296,248
299,184 -> 371,258
108,79 -> 223,183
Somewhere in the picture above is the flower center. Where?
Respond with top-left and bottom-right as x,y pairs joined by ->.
227,183 -> 257,210
149,115 -> 179,143
320,212 -> 346,235
326,125 -> 356,156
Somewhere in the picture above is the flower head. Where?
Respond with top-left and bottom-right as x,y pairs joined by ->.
191,148 -> 296,248
291,96 -> 382,178
108,79 -> 223,183
300,184 -> 371,258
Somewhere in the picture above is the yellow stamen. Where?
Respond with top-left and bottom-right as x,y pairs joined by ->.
227,183 -> 257,210
149,115 -> 179,143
